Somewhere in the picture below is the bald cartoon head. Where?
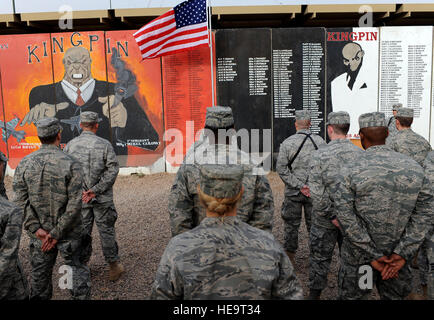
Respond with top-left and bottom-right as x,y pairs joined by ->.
342,42 -> 364,72
62,47 -> 92,87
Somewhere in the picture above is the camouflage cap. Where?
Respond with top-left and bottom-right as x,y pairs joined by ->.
205,106 -> 234,129
358,112 -> 386,129
392,103 -> 403,111
36,117 -> 62,138
295,110 -> 311,121
396,107 -> 414,118
326,111 -> 350,125
0,151 -> 7,163
80,111 -> 99,123
199,164 -> 244,199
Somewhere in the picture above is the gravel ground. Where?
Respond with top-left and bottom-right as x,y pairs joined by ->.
4,172 -> 422,300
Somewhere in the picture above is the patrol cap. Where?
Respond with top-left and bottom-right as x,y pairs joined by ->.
199,164 -> 244,199
36,117 -> 62,138
0,151 -> 7,163
205,106 -> 234,129
80,111 -> 99,124
358,112 -> 386,129
396,107 -> 414,118
392,103 -> 402,111
295,110 -> 311,121
326,111 -> 350,125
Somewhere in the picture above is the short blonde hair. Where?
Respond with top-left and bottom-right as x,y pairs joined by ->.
197,186 -> 243,215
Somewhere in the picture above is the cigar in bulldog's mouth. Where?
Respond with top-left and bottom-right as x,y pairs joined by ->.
72,74 -> 83,79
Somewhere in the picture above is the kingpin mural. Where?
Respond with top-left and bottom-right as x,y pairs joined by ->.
23,46 -> 160,156
0,31 -> 165,169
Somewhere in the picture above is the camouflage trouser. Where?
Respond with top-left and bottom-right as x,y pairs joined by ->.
281,194 -> 312,253
81,203 -> 119,264
29,238 -> 91,300
338,259 -> 412,300
428,233 -> 434,300
308,224 -> 340,290
0,262 -> 29,300
417,229 -> 433,287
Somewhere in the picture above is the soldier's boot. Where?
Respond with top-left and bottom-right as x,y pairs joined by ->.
406,291 -> 425,300
285,251 -> 296,266
109,261 -> 125,281
411,253 -> 419,269
422,285 -> 428,300
307,289 -> 322,300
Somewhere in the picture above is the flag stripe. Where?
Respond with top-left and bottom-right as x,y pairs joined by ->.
135,20 -> 177,43
133,9 -> 175,37
145,40 -> 209,59
138,23 -> 208,51
142,33 -> 208,58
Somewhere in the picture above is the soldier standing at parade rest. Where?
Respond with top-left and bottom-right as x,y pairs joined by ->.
385,103 -> 402,143
307,111 -> 362,300
0,154 -> 28,300
276,110 -> 326,264
424,151 -> 434,300
386,107 -> 432,298
64,111 -> 124,281
0,152 -> 7,199
13,118 -> 91,300
334,112 -> 433,300
387,107 -> 432,167
169,106 -> 274,237
152,164 -> 303,300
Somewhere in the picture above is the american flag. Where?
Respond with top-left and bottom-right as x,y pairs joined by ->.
133,0 -> 209,59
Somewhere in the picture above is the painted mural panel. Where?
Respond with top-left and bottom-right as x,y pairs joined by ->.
0,34 -> 54,169
162,37 -> 215,172
106,30 -> 164,171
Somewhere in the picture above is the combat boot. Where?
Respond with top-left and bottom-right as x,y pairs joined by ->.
422,285 -> 428,300
307,289 -> 322,300
286,251 -> 296,266
109,261 -> 125,281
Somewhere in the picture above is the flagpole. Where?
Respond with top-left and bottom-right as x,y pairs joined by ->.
207,0 -> 215,107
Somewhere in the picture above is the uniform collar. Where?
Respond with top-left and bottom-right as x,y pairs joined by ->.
328,138 -> 349,146
296,129 -> 311,134
40,144 -> 60,150
81,130 -> 96,136
365,144 -> 390,152
201,216 -> 239,226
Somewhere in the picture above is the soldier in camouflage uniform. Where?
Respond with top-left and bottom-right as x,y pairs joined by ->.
276,110 -> 326,263
13,118 -> 91,300
0,151 -> 7,199
169,106 -> 274,237
387,107 -> 432,166
307,112 -> 362,300
0,158 -> 28,300
152,164 -> 303,300
385,103 -> 402,143
423,151 -> 434,300
335,112 -> 433,300
386,107 -> 432,298
64,112 -> 124,281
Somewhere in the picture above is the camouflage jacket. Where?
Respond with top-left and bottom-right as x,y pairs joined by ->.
276,129 -> 326,197
0,151 -> 7,199
309,139 -> 363,229
64,131 -> 119,204
385,115 -> 398,143
335,145 -> 433,264
151,216 -> 303,300
169,143 -> 274,237
387,128 -> 432,167
0,197 -> 25,299
13,144 -> 83,241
